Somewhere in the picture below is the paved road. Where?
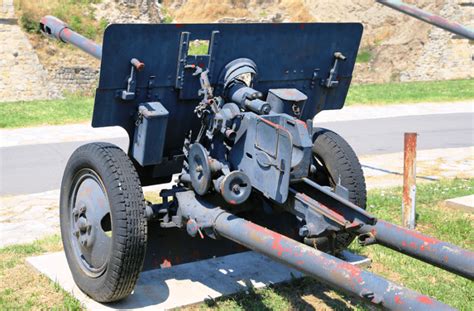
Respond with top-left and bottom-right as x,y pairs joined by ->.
1,113 -> 473,195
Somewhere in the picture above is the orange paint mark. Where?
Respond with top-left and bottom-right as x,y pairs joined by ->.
246,222 -> 292,257
417,296 -> 433,305
394,295 -> 403,305
62,28 -> 72,40
382,221 -> 440,245
336,261 -> 363,284
161,258 -> 172,268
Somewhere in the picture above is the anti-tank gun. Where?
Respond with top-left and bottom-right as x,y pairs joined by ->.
40,14 -> 473,310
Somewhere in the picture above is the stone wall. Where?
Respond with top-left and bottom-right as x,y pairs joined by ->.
0,0 -> 50,102
49,67 -> 99,97
399,0 -> 474,82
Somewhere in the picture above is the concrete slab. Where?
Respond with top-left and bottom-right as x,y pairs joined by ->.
443,195 -> 474,213
27,250 -> 369,310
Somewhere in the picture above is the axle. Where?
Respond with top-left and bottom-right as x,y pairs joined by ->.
176,191 -> 453,310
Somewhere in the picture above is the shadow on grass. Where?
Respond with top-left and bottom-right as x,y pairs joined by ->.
205,276 -> 362,310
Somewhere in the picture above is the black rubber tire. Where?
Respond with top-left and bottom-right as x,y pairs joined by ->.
60,142 -> 147,302
310,127 -> 367,251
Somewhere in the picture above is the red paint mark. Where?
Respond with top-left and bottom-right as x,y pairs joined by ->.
417,296 -> 434,305
296,119 -> 307,128
229,200 -> 237,205
296,260 -> 304,265
299,193 -> 350,225
198,62 -> 206,68
402,241 -> 407,247
299,24 -> 305,30
160,258 -> 172,268
394,295 -> 403,305
246,222 -> 292,257
409,242 -> 417,249
175,24 -> 184,28
258,117 -> 282,129
62,28 -> 72,40
336,261 -> 363,284
381,221 -> 440,245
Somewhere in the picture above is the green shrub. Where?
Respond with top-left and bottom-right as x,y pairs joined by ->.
356,48 -> 373,63
19,12 -> 39,33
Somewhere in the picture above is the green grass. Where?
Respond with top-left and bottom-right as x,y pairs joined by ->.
346,79 -> 474,105
0,96 -> 93,128
1,79 -> 472,128
0,235 -> 82,310
189,40 -> 210,55
15,0 -> 104,40
0,179 -> 472,309
192,178 -> 474,310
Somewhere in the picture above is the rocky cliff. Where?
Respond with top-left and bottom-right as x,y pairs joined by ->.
3,0 -> 473,102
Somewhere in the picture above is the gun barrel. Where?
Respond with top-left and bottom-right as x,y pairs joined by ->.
376,0 -> 474,40
39,15 -> 102,60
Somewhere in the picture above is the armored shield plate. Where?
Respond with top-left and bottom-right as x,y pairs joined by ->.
94,23 -> 363,182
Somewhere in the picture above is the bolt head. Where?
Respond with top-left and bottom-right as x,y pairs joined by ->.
299,225 -> 309,237
232,184 -> 241,193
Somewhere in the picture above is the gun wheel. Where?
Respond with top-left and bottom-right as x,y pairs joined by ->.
309,127 -> 367,253
60,142 -> 147,302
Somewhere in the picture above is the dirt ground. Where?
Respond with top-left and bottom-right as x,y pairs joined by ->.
361,147 -> 474,189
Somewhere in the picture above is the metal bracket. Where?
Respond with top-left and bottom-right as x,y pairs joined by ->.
117,58 -> 145,101
310,69 -> 320,89
323,52 -> 346,88
175,31 -> 190,89
175,31 -> 220,91
207,30 -> 220,80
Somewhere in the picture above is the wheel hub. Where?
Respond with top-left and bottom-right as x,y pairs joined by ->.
70,170 -> 112,277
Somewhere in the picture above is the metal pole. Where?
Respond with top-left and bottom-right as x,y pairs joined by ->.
403,132 -> 417,229
376,0 -> 474,40
212,211 -> 454,310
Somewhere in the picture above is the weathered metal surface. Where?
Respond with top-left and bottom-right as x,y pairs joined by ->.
359,220 -> 474,280
94,23 -> 362,184
402,132 -> 417,229
41,14 -> 473,308
39,16 -> 102,60
175,192 -> 453,310
376,0 -> 474,40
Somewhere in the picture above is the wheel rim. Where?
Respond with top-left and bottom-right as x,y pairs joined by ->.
69,169 -> 112,278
